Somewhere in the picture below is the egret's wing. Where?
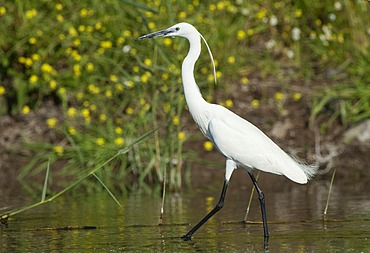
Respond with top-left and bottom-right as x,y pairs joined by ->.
207,105 -> 310,183
207,113 -> 281,175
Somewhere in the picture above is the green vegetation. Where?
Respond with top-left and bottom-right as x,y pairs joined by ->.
0,1 -> 368,191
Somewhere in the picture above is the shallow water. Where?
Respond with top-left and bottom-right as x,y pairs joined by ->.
1,172 -> 369,252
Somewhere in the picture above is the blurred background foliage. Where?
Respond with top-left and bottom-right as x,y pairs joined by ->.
0,0 -> 369,192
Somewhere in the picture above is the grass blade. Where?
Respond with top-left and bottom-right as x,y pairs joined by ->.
41,157 -> 51,202
92,173 -> 122,208
324,169 -> 336,219
244,171 -> 260,222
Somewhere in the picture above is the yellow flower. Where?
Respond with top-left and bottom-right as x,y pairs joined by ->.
56,14 -> 64,22
95,22 -> 102,30
82,108 -> 90,118
68,27 -> 78,37
172,116 -> 180,125
132,66 -> 139,73
110,75 -> 118,82
99,113 -> 107,122
54,146 -> 64,156
31,54 -> 40,61
73,64 -> 81,77
25,9 -> 38,19
49,80 -> 57,90
86,62 -> 94,71
58,34 -> 65,41
251,99 -> 259,108
0,6 -> 6,16
241,77 -> 249,85
203,141 -> 213,151
96,138 -> 105,146
47,117 -> 58,128
87,84 -> 99,94
163,103 -> 170,113
29,75 -> 38,83
163,38 -> 172,46
114,137 -> 124,147
206,196 -> 215,202
22,105 -> 30,114
0,86 -> 5,95
86,25 -> 93,33
140,73 -> 150,83
162,73 -> 169,80
161,85 -> 169,93
71,51 -> 81,61
237,30 -> 246,40
178,131 -> 186,141
178,11 -> 186,19
148,22 -> 155,29
55,3 -> 63,11
123,30 -> 131,37
100,40 -> 112,49
293,92 -> 302,101
80,8 -> 88,17
18,57 -> 26,64
67,107 -> 77,117
337,33 -> 344,43
29,37 -> 37,45
115,127 -> 123,134
78,25 -> 86,32
125,107 -> 134,115
143,103 -> 150,111
105,90 -> 112,97
76,92 -> 84,100
227,56 -> 235,64
274,92 -> 284,102
116,37 -> 125,45
295,9 -> 302,18
41,63 -> 53,73
73,39 -> 81,47
256,8 -> 267,20
115,83 -> 124,92
144,58 -> 152,66
217,1 -> 225,10
25,58 -> 33,67
58,87 -> 66,96
216,71 -> 222,78
68,127 -> 76,135
209,4 -> 216,11
225,99 -> 233,108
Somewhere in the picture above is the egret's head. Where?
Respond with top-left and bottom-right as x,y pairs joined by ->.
137,22 -> 198,40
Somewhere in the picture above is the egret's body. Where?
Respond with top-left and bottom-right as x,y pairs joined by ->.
138,22 -> 318,242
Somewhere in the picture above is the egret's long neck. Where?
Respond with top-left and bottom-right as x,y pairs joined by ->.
182,34 -> 208,111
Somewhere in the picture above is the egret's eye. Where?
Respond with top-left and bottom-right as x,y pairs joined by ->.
175,27 -> 180,31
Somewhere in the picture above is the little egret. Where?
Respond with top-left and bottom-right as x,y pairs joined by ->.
137,22 -> 318,241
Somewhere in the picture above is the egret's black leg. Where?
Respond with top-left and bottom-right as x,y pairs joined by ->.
248,171 -> 269,238
182,180 -> 229,241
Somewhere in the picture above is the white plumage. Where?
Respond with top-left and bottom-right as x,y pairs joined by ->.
138,22 -> 318,242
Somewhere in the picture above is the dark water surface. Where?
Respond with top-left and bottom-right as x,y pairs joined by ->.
1,171 -> 369,252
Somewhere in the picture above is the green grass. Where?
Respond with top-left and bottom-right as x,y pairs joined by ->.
0,0 -> 368,192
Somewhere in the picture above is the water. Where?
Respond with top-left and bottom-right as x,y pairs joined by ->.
1,172 -> 369,252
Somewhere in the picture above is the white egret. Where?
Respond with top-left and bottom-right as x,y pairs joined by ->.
137,22 -> 318,242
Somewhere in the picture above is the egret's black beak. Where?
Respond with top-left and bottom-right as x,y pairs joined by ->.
137,28 -> 174,41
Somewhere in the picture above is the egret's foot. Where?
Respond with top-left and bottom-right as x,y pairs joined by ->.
182,234 -> 192,241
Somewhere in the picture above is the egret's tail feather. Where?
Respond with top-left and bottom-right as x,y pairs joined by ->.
293,156 -> 319,181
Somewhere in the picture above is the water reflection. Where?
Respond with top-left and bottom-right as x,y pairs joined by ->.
1,173 -> 370,252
